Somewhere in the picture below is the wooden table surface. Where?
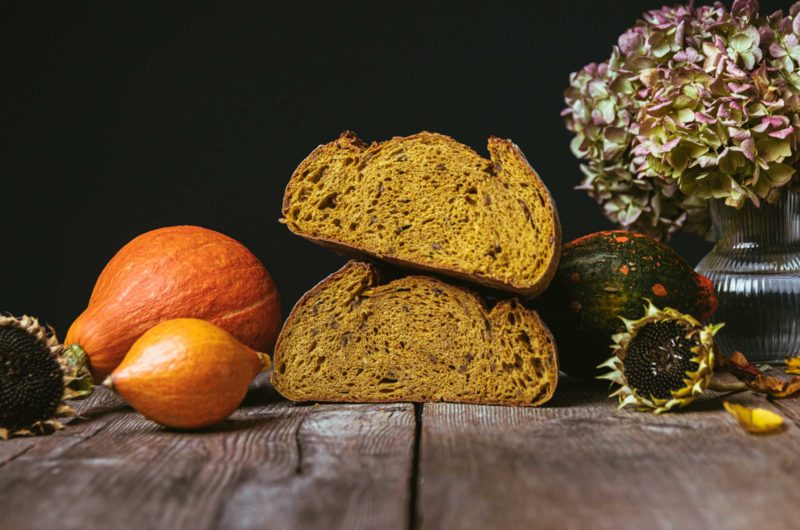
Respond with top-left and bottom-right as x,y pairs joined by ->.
2,375 -> 799,530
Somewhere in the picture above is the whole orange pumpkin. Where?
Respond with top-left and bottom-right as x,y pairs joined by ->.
65,225 -> 282,381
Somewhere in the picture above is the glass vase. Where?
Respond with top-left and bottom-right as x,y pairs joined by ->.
695,188 -> 800,363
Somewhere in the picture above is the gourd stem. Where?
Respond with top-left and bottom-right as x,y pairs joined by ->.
256,352 -> 272,372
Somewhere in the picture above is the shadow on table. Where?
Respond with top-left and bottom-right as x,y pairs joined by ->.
241,372 -> 286,407
543,374 -> 608,408
242,372 -> 630,411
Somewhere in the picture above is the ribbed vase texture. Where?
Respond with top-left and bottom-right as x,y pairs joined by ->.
695,189 -> 800,363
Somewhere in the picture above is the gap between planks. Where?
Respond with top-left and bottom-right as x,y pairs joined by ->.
408,403 -> 423,530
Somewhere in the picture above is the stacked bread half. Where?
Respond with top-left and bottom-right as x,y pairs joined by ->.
274,132 -> 561,406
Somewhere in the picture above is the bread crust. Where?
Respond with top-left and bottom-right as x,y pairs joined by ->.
272,261 -> 559,407
281,132 -> 561,298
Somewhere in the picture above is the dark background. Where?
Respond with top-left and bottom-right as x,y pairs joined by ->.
1,1 -> 787,335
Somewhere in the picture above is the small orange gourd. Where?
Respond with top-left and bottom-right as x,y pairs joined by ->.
106,318 -> 270,429
65,226 -> 282,381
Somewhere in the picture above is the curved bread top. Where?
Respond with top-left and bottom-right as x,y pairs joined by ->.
282,132 -> 561,297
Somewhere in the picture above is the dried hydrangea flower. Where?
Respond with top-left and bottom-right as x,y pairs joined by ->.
563,0 -> 800,239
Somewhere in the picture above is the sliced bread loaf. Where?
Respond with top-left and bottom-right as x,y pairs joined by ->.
281,132 -> 561,297
271,261 -> 559,406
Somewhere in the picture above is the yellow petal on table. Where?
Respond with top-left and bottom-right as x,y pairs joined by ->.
785,357 -> 800,375
723,402 -> 785,434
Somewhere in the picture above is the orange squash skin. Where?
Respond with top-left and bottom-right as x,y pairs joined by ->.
111,318 -> 262,429
66,226 -> 282,381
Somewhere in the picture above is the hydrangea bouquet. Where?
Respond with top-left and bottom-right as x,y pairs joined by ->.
563,0 -> 800,239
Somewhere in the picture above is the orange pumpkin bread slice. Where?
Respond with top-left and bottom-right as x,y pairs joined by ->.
281,132 -> 561,297
272,261 -> 558,406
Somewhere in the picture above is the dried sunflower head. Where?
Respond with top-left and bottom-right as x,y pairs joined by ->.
0,315 -> 93,439
598,300 -> 723,413
563,0 -> 800,240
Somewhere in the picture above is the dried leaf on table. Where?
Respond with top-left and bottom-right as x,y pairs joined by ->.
785,357 -> 800,375
723,402 -> 785,434
717,351 -> 800,398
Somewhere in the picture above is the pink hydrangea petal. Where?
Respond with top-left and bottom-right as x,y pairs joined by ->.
763,115 -> 789,127
695,112 -> 716,124
740,138 -> 756,161
770,42 -> 788,57
769,127 -> 795,139
662,138 -> 681,152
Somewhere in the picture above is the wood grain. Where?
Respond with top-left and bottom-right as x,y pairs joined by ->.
416,378 -> 800,530
4,376 -> 800,530
0,381 -> 415,530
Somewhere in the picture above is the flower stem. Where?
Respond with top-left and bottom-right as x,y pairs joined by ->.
708,379 -> 748,392
60,344 -> 95,400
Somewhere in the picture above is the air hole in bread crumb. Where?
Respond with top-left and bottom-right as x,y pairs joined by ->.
517,331 -> 531,350
314,356 -> 326,373
317,192 -> 338,209
487,245 -> 502,258
308,165 -> 327,183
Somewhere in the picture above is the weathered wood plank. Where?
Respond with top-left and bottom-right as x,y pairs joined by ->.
0,381 -> 415,530
771,393 -> 800,425
417,378 -> 800,530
